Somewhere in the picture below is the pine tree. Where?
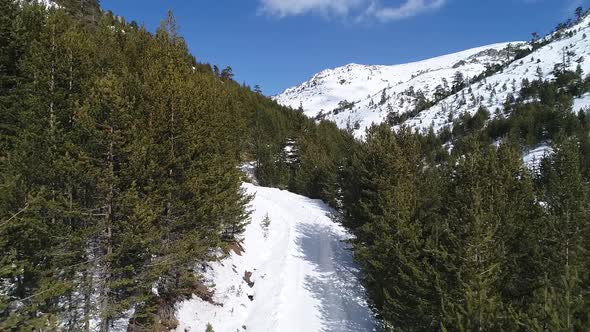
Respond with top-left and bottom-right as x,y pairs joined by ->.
346,124 -> 442,331
1,4 -> 260,329
442,142 -> 504,330
529,138 -> 590,329
0,0 -> 19,157
0,6 -> 96,329
440,141 -> 544,330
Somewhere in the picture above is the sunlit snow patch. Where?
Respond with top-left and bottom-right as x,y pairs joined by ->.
175,184 -> 376,332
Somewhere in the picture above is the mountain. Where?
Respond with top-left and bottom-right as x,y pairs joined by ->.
275,42 -> 518,135
275,14 -> 590,136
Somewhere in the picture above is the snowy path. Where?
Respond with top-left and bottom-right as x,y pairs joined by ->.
175,183 -> 376,332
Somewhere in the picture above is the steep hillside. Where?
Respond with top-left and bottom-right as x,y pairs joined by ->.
276,13 -> 590,137
275,42 -> 519,135
3,1 -> 589,330
407,14 -> 590,132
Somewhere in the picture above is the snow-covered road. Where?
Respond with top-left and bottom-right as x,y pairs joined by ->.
175,183 -> 376,332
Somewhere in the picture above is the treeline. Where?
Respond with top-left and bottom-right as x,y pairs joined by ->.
252,102 -> 354,208
0,1 -> 350,330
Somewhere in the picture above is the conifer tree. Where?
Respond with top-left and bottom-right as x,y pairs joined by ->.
529,138 -> 590,330
345,124 -> 444,331
0,0 -> 19,157
0,4 -> 258,329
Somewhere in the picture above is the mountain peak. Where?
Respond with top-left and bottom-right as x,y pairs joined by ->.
276,12 -> 590,138
274,42 -> 520,136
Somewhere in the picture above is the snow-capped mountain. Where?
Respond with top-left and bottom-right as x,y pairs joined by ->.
275,42 -> 519,135
275,14 -> 590,137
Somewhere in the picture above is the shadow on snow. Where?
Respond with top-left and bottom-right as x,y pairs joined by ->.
294,205 -> 376,332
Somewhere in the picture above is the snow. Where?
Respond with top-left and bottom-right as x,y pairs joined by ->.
275,42 -> 518,136
175,183 -> 376,332
523,144 -> 553,169
573,92 -> 590,113
276,14 -> 590,137
239,162 -> 258,185
408,14 -> 590,132
39,0 -> 57,7
23,0 -> 59,8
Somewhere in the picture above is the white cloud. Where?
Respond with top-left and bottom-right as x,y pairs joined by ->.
259,0 -> 363,17
368,0 -> 446,21
258,0 -> 447,21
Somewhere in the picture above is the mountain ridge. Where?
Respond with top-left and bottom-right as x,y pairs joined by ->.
274,41 -> 521,136
276,12 -> 590,137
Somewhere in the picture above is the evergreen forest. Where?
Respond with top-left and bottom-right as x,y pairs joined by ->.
0,0 -> 589,331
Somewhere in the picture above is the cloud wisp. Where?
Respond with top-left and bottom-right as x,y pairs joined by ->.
258,0 -> 447,22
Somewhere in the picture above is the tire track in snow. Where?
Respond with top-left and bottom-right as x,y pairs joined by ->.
175,184 -> 376,332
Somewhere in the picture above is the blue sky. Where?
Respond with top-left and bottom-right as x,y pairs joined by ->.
101,0 -> 584,95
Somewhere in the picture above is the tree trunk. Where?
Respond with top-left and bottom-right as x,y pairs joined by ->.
100,126 -> 115,332
83,264 -> 92,332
